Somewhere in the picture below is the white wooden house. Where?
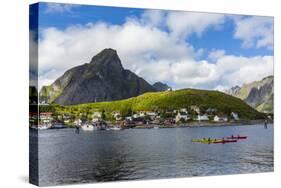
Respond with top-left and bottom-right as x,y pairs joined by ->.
175,111 -> 189,122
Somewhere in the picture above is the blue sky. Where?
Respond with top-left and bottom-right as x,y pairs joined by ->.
33,2 -> 274,90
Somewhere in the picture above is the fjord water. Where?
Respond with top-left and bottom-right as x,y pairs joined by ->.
32,124 -> 273,186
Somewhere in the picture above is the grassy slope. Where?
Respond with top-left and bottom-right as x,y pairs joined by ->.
53,88 -> 265,120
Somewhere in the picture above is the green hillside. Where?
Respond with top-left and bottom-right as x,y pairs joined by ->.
51,88 -> 265,120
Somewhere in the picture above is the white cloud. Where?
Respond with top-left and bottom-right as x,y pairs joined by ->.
139,10 -> 166,27
208,49 -> 226,61
215,55 -> 273,87
233,16 -> 273,49
135,54 -> 273,91
38,10 -> 274,91
45,3 -> 79,13
29,32 -> 38,88
166,12 -> 225,39
38,20 -> 195,88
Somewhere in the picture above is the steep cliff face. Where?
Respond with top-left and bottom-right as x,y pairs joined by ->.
40,48 -> 156,105
225,76 -> 273,113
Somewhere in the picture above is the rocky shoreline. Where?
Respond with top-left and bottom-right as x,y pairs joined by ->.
133,119 -> 273,129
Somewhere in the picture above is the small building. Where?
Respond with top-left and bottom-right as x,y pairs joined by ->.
213,115 -> 228,122
151,119 -> 161,124
133,114 -> 140,119
92,112 -> 102,122
64,119 -> 70,124
197,114 -> 209,121
180,108 -> 188,113
206,108 -> 217,114
146,112 -> 157,120
190,105 -> 200,114
267,115 -> 272,120
139,111 -> 146,117
63,114 -> 71,120
165,109 -> 174,114
156,115 -> 161,119
146,112 -> 157,116
175,111 -> 189,122
231,112 -> 239,120
113,112 -> 122,121
74,119 -> 82,126
39,112 -> 53,124
125,116 -> 133,121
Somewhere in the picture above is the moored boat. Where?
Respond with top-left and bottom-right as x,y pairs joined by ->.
51,123 -> 67,129
110,126 -> 122,131
38,124 -> 51,130
81,124 -> 94,131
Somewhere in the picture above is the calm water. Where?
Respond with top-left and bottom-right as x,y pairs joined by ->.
30,124 -> 273,186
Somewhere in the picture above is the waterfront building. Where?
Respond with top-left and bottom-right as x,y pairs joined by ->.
175,111 -> 189,122
213,115 -> 228,122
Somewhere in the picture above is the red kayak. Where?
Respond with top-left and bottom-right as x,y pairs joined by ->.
213,139 -> 237,144
226,136 -> 247,139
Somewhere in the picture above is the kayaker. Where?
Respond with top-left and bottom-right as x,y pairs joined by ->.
264,119 -> 268,129
75,125 -> 80,134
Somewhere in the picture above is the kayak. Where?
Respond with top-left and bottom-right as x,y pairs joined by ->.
226,136 -> 247,139
192,139 -> 222,144
191,138 -> 237,144
213,139 -> 237,144
191,139 -> 217,143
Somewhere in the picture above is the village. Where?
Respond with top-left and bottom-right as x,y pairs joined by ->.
29,105 -> 241,130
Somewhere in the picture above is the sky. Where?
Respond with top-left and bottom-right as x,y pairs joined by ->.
32,2 -> 274,91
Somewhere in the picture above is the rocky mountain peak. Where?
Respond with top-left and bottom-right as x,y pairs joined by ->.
40,48 -> 156,105
90,48 -> 123,69
225,75 -> 273,113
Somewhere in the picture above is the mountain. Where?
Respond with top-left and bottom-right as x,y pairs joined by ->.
40,48 -> 156,105
152,82 -> 172,91
54,88 -> 265,120
225,75 -> 273,113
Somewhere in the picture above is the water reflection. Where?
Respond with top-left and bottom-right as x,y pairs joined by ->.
31,124 -> 273,186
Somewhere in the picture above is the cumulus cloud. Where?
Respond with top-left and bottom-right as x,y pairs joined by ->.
38,10 -> 274,91
38,20 -> 196,88
29,31 -> 38,88
214,55 -> 273,89
208,49 -> 226,62
233,16 -> 273,49
165,12 -> 225,39
45,3 -> 79,13
138,54 -> 273,90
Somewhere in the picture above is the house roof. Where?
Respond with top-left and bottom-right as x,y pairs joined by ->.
215,115 -> 228,118
179,112 -> 187,116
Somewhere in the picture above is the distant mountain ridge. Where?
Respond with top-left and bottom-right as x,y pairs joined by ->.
225,75 -> 273,113
152,82 -> 172,91
40,48 -> 156,105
